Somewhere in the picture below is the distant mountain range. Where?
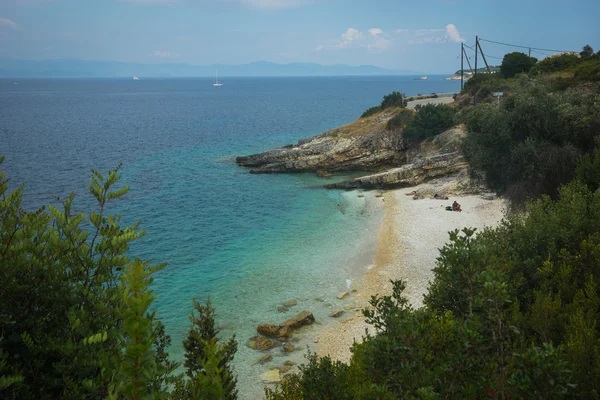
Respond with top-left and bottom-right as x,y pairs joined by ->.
0,59 -> 418,78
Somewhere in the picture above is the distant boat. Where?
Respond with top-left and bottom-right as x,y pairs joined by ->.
213,70 -> 223,87
133,76 -> 139,80
13,81 -> 18,85
414,76 -> 428,80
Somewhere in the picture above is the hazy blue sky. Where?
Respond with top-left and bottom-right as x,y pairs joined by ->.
1,0 -> 598,73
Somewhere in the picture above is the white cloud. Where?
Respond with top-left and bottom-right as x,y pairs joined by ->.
153,50 -> 181,58
338,28 -> 364,48
313,44 -> 324,51
0,17 -> 18,29
368,28 -> 383,37
444,23 -> 463,43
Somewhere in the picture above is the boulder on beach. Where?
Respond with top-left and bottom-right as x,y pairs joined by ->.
280,311 -> 315,330
257,324 -> 279,337
247,336 -> 278,351
329,310 -> 344,318
338,291 -> 349,299
282,299 -> 297,307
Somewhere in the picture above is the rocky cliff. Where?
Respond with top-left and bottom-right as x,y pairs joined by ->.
325,127 -> 470,189
235,109 -> 406,173
236,108 -> 474,191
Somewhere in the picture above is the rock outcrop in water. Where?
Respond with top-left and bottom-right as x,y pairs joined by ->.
236,105 -> 475,190
236,109 -> 406,173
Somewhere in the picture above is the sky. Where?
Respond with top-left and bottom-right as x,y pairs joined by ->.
1,0 -> 599,73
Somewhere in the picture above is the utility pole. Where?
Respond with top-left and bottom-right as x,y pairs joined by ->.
474,36 -> 479,78
476,40 -> 492,73
528,48 -> 531,57
461,42 -> 464,90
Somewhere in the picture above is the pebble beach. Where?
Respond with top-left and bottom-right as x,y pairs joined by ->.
316,183 -> 507,363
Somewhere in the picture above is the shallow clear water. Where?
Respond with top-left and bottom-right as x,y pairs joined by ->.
1,76 -> 460,398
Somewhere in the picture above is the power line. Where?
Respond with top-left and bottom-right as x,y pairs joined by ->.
479,38 -> 576,54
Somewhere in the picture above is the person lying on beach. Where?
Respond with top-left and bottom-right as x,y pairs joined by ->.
452,201 -> 462,212
433,194 -> 449,200
405,190 -> 417,196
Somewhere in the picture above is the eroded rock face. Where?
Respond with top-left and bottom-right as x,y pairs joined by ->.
279,311 -> 315,330
325,152 -> 468,189
325,126 -> 472,190
236,116 -> 406,173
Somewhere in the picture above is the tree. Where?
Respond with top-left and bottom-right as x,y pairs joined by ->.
401,103 -> 457,144
181,298 -> 238,400
0,159 -> 236,399
580,44 -> 594,58
500,52 -> 537,78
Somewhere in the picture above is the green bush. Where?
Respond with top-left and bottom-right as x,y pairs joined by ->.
573,58 -> 600,82
462,76 -> 600,203
380,91 -> 405,109
402,103 -> 457,144
0,159 -> 237,400
360,91 -> 406,119
360,106 -> 381,118
385,108 -> 414,131
500,52 -> 537,78
530,53 -> 581,75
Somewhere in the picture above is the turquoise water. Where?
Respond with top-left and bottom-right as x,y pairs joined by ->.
0,76 -> 460,398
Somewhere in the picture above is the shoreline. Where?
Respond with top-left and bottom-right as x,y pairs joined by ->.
316,183 -> 506,363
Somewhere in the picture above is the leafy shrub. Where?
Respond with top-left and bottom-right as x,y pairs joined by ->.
360,91 -> 408,119
360,106 -> 381,118
0,159 -> 237,399
402,103 -> 457,144
530,53 -> 581,75
573,58 -> 600,82
385,108 -> 415,131
462,76 -> 600,203
500,52 -> 537,78
380,91 -> 405,109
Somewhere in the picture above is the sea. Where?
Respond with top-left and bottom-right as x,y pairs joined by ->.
0,75 -> 460,398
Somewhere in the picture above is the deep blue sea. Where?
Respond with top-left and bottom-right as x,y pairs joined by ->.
0,75 -> 460,398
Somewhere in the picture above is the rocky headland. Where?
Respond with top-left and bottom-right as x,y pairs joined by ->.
236,108 -> 406,174
236,104 -> 483,194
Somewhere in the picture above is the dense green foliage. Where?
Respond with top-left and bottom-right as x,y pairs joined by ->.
500,52 -> 537,78
360,91 -> 406,118
401,103 -> 457,144
385,108 -> 415,131
0,159 -> 237,399
380,91 -> 406,109
461,76 -> 600,203
530,53 -> 581,75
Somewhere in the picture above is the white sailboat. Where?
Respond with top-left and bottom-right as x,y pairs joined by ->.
133,76 -> 139,80
212,70 -> 223,87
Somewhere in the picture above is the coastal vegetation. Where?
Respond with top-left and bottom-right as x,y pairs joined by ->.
360,91 -> 407,118
401,103 -> 457,144
0,161 -> 237,399
461,76 -> 600,203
